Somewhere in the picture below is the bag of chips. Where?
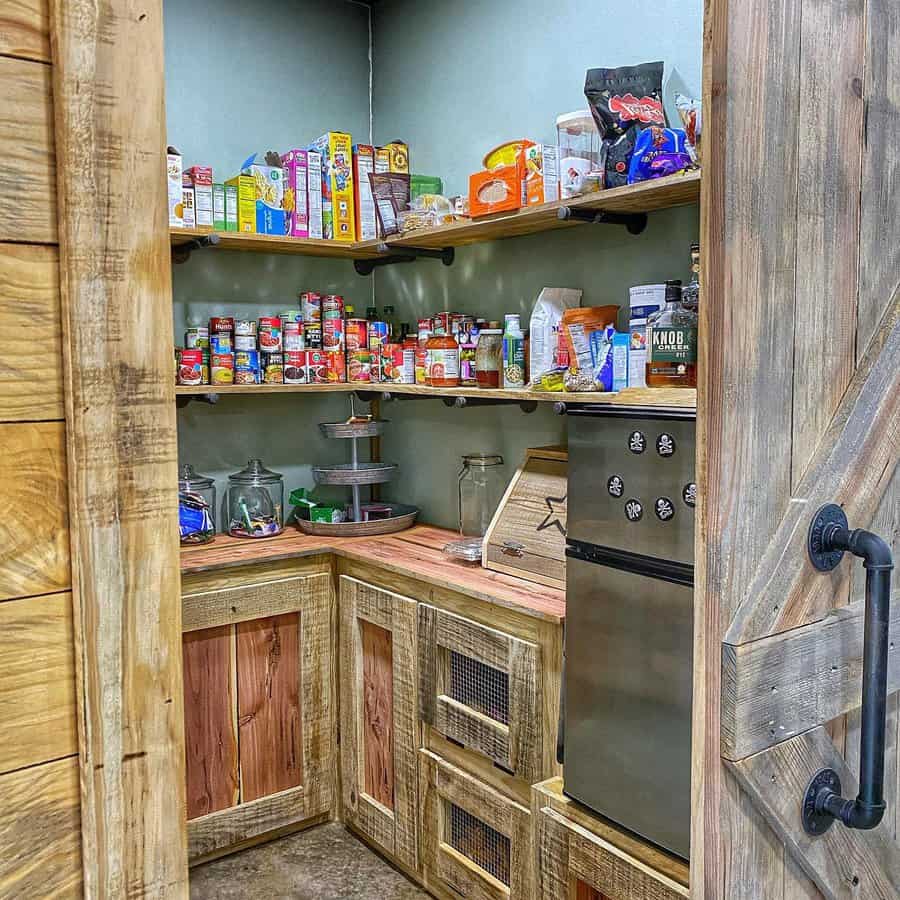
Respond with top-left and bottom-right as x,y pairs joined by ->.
585,62 -> 666,188
627,127 -> 692,184
675,93 -> 702,164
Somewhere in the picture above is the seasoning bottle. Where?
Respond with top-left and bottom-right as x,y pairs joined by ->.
426,331 -> 460,387
366,306 -> 379,322
502,314 -> 526,388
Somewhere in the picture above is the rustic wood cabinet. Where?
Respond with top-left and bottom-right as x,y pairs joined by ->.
181,565 -> 335,862
339,574 -> 420,872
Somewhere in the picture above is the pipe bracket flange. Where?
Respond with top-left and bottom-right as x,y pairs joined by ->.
808,503 -> 849,572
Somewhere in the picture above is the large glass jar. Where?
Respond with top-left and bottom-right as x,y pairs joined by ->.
227,459 -> 284,539
458,453 -> 505,537
474,329 -> 503,388
178,464 -> 216,545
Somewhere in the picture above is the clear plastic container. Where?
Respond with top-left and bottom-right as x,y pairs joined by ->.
458,453 -> 505,538
227,459 -> 284,539
556,110 -> 602,198
178,463 -> 216,544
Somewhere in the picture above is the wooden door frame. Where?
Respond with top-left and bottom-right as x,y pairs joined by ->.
50,0 -> 189,895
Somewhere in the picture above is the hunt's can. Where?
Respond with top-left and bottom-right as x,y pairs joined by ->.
177,348 -> 203,385
300,292 -> 322,324
184,326 -> 209,350
257,316 -> 282,353
346,318 -> 368,351
234,349 -> 260,385
283,321 -> 305,351
210,352 -> 234,386
323,315 -> 345,352
326,351 -> 347,383
209,316 -> 234,336
367,321 -> 389,350
234,334 -> 256,351
262,351 -> 284,384
284,350 -> 307,384
306,350 -> 328,384
347,350 -> 372,384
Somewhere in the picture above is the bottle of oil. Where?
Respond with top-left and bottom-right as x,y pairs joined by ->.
645,276 -> 698,387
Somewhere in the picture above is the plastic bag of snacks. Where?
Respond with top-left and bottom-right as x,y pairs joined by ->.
675,93 -> 702,164
627,127 -> 691,184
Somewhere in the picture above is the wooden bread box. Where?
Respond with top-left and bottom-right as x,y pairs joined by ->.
482,445 -> 567,590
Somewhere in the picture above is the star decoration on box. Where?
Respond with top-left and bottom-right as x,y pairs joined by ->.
537,495 -> 567,536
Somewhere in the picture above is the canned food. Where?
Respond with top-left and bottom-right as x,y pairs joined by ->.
279,309 -> 302,327
262,351 -> 284,384
305,323 -> 322,350
210,333 -> 232,354
258,316 -> 282,352
177,348 -> 203,385
367,321 -> 389,350
300,292 -> 321,323
307,350 -> 328,384
323,295 -> 344,317
211,352 -> 234,386
234,349 -> 260,385
235,319 -> 257,337
284,350 -> 307,384
326,351 -> 346,383
415,344 -> 429,385
323,316 -> 345,352
417,318 -> 433,340
432,312 -> 452,335
235,334 -> 256,351
209,316 -> 234,335
283,321 -> 305,351
185,326 -> 209,350
380,344 -> 415,383
201,350 -> 210,385
345,319 -> 368,351
347,350 -> 372,384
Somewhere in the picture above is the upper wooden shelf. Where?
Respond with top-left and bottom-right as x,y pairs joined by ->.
169,171 -> 700,259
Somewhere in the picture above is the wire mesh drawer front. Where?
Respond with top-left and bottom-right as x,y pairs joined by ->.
449,650 -> 510,725
448,802 -> 511,887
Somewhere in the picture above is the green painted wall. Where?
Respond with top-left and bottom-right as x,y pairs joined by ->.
165,0 -> 374,529
372,0 -> 702,527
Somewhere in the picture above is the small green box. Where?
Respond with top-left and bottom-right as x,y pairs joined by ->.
224,183 -> 239,232
310,506 -> 341,524
212,183 -> 226,230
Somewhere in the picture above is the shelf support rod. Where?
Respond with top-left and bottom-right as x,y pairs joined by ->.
171,232 -> 220,264
175,392 -> 220,409
354,245 -> 454,276
558,205 -> 648,235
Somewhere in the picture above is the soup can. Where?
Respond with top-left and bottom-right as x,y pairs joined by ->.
347,350 -> 373,384
279,309 -> 302,327
304,322 -> 322,350
380,344 -> 414,383
235,319 -> 256,337
300,292 -> 321,323
211,352 -> 234,386
284,350 -> 307,384
262,351 -> 284,384
234,334 -> 256,351
323,316 -> 344,352
326,351 -> 347,383
367,321 -> 389,350
210,333 -> 232,354
258,316 -> 282,353
177,348 -> 203,385
346,318 -> 368,351
234,349 -> 260,385
283,321 -> 305,351
185,326 -> 209,350
323,294 -> 344,317
307,350 -> 328,384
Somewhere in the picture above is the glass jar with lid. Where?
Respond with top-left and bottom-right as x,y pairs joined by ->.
475,329 -> 503,388
458,453 -> 505,538
178,463 -> 216,544
227,459 -> 284,539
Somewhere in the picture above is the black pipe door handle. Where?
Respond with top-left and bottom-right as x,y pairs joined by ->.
802,504 -> 894,835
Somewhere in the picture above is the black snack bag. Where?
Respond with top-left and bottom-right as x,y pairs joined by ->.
585,62 -> 665,187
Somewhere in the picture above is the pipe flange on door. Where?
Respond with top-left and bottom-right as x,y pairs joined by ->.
807,503 -> 849,572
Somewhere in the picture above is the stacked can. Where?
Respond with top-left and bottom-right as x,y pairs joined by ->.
209,317 -> 235,386
300,292 -> 322,350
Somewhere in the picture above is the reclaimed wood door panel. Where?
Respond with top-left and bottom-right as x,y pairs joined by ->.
0,243 -> 63,422
0,56 -> 54,243
0,0 -> 49,62
0,421 -> 69,601
340,575 -> 418,871
237,612 -> 303,802
182,625 -> 238,819
0,591 -> 76,774
0,755 -> 81,897
419,603 -> 542,782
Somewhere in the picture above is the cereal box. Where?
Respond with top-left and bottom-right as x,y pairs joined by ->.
310,132 -> 356,242
307,150 -> 324,240
224,183 -> 239,231
167,146 -> 183,227
185,165 -> 214,227
374,147 -> 391,175
240,153 -> 286,235
282,149 -> 310,238
382,141 -> 410,173
522,144 -> 560,206
212,183 -> 226,230
352,144 -> 377,241
225,174 -> 256,233
181,176 -> 196,228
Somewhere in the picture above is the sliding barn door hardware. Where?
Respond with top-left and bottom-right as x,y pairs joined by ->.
802,503 -> 893,835
171,232 -> 220,264
558,205 -> 648,235
354,245 -> 454,276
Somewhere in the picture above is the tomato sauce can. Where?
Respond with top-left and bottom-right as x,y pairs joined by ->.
258,316 -> 282,353
177,348 -> 203,385
283,321 -> 305,351
209,316 -> 234,336
323,316 -> 345,352
347,350 -> 372,384
367,321 -> 389,350
284,350 -> 307,384
326,351 -> 347,383
323,294 -> 344,317
306,350 -> 328,384
346,318 -> 368,351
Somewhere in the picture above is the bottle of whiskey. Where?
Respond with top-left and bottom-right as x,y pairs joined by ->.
645,277 -> 698,387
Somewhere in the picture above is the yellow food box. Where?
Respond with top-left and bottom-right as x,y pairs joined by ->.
382,141 -> 409,174
224,174 -> 256,233
310,132 -> 356,242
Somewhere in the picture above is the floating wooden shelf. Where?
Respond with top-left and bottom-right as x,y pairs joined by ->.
169,171 -> 700,259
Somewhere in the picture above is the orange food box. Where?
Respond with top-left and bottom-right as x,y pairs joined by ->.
469,164 -> 522,218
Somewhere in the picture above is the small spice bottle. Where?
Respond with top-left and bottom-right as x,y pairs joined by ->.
426,332 -> 460,387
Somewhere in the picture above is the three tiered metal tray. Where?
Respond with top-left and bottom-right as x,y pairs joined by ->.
297,399 -> 419,537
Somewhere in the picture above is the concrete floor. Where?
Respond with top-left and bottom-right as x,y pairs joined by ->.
189,823 -> 429,900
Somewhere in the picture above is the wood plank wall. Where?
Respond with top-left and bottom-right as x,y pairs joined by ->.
0,2 -> 81,895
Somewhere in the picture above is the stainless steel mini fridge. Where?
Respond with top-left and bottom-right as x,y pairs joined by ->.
564,408 -> 696,860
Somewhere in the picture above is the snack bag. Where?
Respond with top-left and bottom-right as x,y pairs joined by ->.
561,306 -> 619,374
675,93 -> 702,163
627,127 -> 691,184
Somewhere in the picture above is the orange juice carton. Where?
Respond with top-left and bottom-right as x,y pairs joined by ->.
307,149 -> 324,239
352,144 -> 377,241
239,152 -> 286,235
281,149 -> 310,238
224,173 -> 256,233
166,145 -> 183,227
181,173 -> 196,228
469,165 -> 522,217
310,132 -> 356,242
185,165 -> 214,226
521,144 -> 559,206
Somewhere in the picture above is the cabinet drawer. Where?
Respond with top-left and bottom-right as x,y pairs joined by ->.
419,604 -> 542,782
339,575 -> 419,872
419,750 -> 532,900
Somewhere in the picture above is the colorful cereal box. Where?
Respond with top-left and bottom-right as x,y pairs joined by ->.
352,144 -> 377,241
382,141 -> 410,173
225,174 -> 256,233
307,150 -> 324,239
240,153 -> 286,235
185,165 -> 214,227
522,144 -> 560,206
212,183 -> 226,230
167,146 -> 183,227
310,132 -> 356,242
282,149 -> 310,238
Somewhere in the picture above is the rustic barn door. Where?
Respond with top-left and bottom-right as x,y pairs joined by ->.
696,0 -> 899,896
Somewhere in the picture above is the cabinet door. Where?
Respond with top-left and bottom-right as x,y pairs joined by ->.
419,749 -> 532,900
419,604 -> 542,782
181,573 -> 333,861
340,575 -> 418,872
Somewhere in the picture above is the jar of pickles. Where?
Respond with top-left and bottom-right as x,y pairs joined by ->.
227,459 -> 284,539
178,463 -> 216,545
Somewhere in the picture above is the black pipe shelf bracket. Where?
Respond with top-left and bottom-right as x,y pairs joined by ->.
802,503 -> 894,836
558,205 -> 648,236
172,232 -> 220,264
354,245 -> 455,276
374,390 -> 537,413
175,392 -> 220,409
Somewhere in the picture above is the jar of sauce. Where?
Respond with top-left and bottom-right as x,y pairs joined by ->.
475,328 -> 503,388
426,332 -> 460,387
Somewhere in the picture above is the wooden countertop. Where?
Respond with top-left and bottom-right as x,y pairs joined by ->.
180,524 -> 566,623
